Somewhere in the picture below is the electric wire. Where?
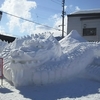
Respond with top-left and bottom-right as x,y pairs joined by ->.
37,4 -> 61,14
2,11 -> 67,33
55,0 -> 62,3
51,0 -> 61,5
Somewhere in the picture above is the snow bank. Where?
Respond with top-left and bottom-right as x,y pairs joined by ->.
59,30 -> 87,53
1,30 -> 100,87
66,30 -> 87,42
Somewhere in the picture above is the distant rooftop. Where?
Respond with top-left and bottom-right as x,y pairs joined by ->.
67,9 -> 100,16
0,34 -> 15,43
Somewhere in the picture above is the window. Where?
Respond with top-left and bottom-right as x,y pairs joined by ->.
83,28 -> 96,36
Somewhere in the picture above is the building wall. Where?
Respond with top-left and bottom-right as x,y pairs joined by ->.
67,16 -> 82,35
81,19 -> 100,41
67,16 -> 100,41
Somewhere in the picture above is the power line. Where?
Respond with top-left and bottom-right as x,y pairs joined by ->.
28,4 -> 62,22
1,11 -> 67,34
51,0 -> 61,5
37,4 -> 61,13
56,0 -> 62,3
35,13 -> 39,23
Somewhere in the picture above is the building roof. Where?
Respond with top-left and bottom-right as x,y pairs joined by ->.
67,9 -> 100,17
0,34 -> 15,43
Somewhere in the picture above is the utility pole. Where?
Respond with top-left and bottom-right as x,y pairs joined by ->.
62,0 -> 65,38
0,11 -> 2,21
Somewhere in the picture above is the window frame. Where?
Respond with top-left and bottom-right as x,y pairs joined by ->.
83,28 -> 96,36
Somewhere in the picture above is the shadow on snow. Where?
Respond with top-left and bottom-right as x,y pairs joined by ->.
0,86 -> 13,94
17,78 -> 100,100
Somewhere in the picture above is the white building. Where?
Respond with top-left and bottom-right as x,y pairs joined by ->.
67,9 -> 100,41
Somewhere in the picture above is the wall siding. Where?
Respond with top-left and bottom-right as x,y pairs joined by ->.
67,16 -> 100,41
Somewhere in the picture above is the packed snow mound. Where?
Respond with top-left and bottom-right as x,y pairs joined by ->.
60,30 -> 87,45
59,30 -> 87,53
67,30 -> 87,42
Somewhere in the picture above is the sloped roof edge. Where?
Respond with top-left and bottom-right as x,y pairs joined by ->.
67,9 -> 100,17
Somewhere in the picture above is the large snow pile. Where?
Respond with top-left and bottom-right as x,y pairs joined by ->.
59,30 -> 87,53
1,30 -> 100,87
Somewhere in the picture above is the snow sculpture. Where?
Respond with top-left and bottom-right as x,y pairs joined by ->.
2,30 -> 100,87
0,39 -> 8,53
2,33 -> 62,87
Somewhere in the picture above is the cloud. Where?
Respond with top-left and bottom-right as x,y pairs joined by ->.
47,14 -> 68,37
64,5 -> 67,11
67,5 -> 80,13
0,1 -> 80,37
75,6 -> 80,11
51,14 -> 59,19
36,25 -> 53,30
35,14 -> 67,37
69,5 -> 73,8
0,26 -> 6,34
0,0 -> 36,33
0,0 -> 36,18
0,0 -> 64,37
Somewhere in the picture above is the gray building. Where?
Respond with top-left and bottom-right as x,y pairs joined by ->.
67,9 -> 100,41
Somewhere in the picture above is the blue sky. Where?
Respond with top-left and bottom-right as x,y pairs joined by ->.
0,0 -> 100,37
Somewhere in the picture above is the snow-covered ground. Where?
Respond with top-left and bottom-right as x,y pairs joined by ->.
0,30 -> 100,100
1,77 -> 100,100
